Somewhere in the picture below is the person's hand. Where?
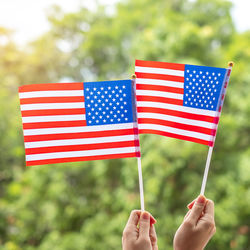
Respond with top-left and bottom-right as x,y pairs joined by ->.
174,195 -> 216,250
122,210 -> 158,250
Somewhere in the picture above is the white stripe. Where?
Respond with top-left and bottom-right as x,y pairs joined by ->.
137,101 -> 217,117
19,90 -> 83,99
25,135 -> 136,148
136,90 -> 183,100
136,78 -> 184,88
138,124 -> 212,141
138,112 -> 214,129
26,147 -> 136,161
23,122 -> 135,136
135,66 -> 184,77
22,115 -> 86,123
21,102 -> 85,111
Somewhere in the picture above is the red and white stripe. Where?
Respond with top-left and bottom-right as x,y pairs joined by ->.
135,60 -> 221,146
19,82 -> 140,166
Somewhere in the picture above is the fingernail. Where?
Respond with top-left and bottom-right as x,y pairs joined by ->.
150,217 -> 157,225
197,195 -> 206,204
187,200 -> 195,209
141,212 -> 149,220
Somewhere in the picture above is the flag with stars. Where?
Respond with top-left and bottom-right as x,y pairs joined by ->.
19,80 -> 140,166
135,59 -> 231,146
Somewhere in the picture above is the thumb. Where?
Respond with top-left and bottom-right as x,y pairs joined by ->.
186,195 -> 206,225
139,211 -> 150,238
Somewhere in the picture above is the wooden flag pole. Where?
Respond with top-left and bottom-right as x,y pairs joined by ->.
132,74 -> 145,211
200,61 -> 234,195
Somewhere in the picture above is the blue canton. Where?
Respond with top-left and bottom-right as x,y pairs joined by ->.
183,65 -> 227,111
84,80 -> 134,126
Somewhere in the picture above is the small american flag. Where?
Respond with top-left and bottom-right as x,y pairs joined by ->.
135,59 -> 230,146
19,80 -> 140,166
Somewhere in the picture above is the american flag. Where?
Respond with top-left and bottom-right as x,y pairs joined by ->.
19,80 -> 140,166
135,59 -> 229,146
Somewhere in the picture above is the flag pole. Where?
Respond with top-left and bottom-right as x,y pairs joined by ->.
200,61 -> 234,196
132,74 -> 145,211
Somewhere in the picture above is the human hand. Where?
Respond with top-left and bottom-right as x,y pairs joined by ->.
173,195 -> 216,250
122,210 -> 158,250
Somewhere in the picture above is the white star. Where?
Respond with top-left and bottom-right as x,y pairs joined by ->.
95,112 -> 98,115
120,98 -> 123,101
107,115 -> 110,118
88,112 -> 91,116
89,121 -> 92,123
124,110 -> 127,113
86,88 -> 90,91
110,111 -> 113,114
114,114 -> 117,118
113,106 -> 116,110
119,90 -> 122,93
123,94 -> 126,97
211,105 -> 214,108
190,74 -> 193,77
111,119 -> 114,122
189,90 -> 192,93
103,119 -> 106,122
201,104 -> 204,107
99,115 -> 103,119
87,96 -> 90,99
200,71 -> 202,74
199,79 -> 202,82
122,85 -> 126,89
193,79 -> 195,82
87,104 -> 91,107
121,106 -> 124,109
125,118 -> 128,121
186,78 -> 189,81
98,100 -> 101,103
116,94 -> 119,97
186,86 -> 189,88
187,70 -> 190,73
103,111 -> 106,114
108,86 -> 111,90
93,88 -> 97,91
92,116 -> 95,119
186,93 -> 188,96
105,99 -> 108,102
185,101 -> 188,104
90,91 -> 93,95
124,101 -> 127,105
206,72 -> 209,75
105,91 -> 108,94
196,75 -> 199,78
101,87 -> 104,90
190,102 -> 193,105
109,103 -> 112,106
91,108 -> 94,111
212,72 -> 215,76
115,86 -> 118,89
218,73 -> 221,76
97,91 -> 101,95
203,75 -> 205,79
112,90 -> 115,94
121,114 -> 124,117
106,107 -> 109,110
118,118 -> 121,121
91,100 -> 94,103
112,98 -> 116,102
101,95 -> 104,98
102,103 -> 105,106
196,103 -> 198,106
116,102 -> 120,105
96,120 -> 99,123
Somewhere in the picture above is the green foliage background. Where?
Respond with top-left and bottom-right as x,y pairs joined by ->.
0,0 -> 250,249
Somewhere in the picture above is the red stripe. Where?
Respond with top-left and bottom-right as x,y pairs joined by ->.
25,140 -> 140,155
24,128 -> 136,142
135,60 -> 185,71
139,129 -> 211,146
136,84 -> 184,94
20,96 -> 85,104
21,109 -> 85,117
19,82 -> 83,92
23,120 -> 87,129
137,95 -> 183,105
135,72 -> 184,82
26,152 -> 138,166
137,107 -> 218,123
138,118 -> 216,136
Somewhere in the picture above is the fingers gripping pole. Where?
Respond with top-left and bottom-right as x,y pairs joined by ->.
200,146 -> 214,195
137,156 -> 145,211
